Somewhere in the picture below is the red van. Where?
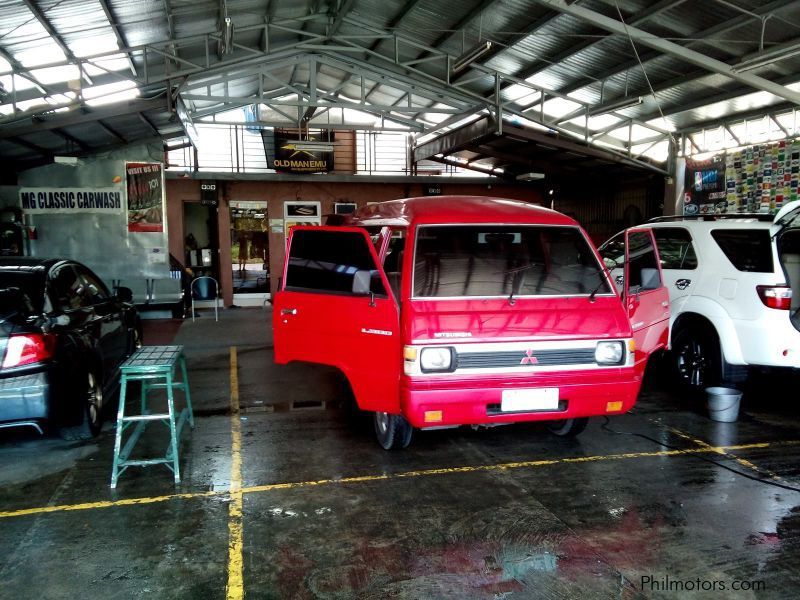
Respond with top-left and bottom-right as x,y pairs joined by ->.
273,196 -> 669,449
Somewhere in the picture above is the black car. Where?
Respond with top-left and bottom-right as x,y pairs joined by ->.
0,258 -> 142,439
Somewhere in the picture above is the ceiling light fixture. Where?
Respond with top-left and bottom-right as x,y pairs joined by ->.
516,172 -> 545,181
587,95 -> 643,116
452,41 -> 493,74
733,42 -> 800,72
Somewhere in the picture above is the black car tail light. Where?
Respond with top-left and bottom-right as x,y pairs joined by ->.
2,333 -> 56,368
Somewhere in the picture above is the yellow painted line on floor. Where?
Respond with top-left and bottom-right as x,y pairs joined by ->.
3,439 -> 800,521
668,426 -> 784,481
240,440 -> 796,495
226,346 -> 244,600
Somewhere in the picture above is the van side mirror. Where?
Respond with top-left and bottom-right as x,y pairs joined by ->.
639,268 -> 661,291
352,270 -> 371,295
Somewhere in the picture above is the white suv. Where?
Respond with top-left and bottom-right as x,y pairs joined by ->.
599,201 -> 800,390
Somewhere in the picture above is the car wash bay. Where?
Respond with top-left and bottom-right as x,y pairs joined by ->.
0,308 -> 798,599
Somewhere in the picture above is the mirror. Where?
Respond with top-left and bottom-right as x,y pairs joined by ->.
352,270 -> 371,295
116,286 -> 134,303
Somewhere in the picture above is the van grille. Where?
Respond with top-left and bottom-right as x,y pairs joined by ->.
456,349 -> 596,369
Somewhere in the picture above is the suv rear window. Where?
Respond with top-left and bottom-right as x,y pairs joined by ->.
413,225 -> 609,297
710,229 -> 773,273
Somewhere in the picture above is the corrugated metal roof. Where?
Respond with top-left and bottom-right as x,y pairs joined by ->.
1,0 -> 800,175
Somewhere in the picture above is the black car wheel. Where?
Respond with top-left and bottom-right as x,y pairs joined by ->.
59,370 -> 103,441
672,325 -> 721,393
547,417 -> 589,437
374,411 -> 413,450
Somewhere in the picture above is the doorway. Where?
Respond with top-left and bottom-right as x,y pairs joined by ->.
183,202 -> 219,280
230,201 -> 269,300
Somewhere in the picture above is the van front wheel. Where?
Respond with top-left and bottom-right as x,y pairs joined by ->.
547,417 -> 588,437
374,412 -> 413,450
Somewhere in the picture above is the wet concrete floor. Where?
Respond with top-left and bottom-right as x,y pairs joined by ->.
1,307 -> 800,599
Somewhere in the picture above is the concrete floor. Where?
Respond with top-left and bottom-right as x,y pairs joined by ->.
1,307 -> 800,599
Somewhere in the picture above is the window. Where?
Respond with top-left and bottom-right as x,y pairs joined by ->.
710,229 -> 773,273
598,232 -> 625,270
627,231 -> 661,290
653,228 -> 698,270
74,266 -> 110,304
50,265 -> 86,311
0,272 -> 44,312
286,230 -> 386,296
413,225 -> 609,297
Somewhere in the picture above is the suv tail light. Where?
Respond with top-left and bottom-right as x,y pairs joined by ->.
756,285 -> 792,310
2,333 -> 56,368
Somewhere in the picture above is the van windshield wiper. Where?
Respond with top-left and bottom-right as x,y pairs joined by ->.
589,265 -> 618,303
503,262 -> 541,305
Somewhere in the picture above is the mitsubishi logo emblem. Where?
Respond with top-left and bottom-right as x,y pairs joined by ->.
520,349 -> 539,365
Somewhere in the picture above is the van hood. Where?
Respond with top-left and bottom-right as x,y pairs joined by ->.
405,295 -> 632,343
771,200 -> 800,236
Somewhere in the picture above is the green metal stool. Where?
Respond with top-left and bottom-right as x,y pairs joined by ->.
111,345 -> 194,488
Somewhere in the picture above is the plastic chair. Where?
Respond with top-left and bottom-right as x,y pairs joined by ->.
191,276 -> 219,322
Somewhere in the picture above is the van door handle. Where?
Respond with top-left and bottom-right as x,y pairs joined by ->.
281,308 -> 297,315
661,301 -> 669,307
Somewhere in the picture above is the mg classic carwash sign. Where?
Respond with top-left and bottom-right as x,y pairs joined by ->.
271,131 -> 334,174
19,188 -> 123,214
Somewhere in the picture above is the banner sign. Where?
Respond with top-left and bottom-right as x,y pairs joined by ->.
126,162 -> 164,232
271,131 -> 334,174
19,188 -> 123,214
682,157 -> 726,215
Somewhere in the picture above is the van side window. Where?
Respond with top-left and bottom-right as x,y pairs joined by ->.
286,229 -> 387,296
627,231 -> 660,290
653,228 -> 697,270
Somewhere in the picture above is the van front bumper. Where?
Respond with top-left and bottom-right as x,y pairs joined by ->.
400,368 -> 643,428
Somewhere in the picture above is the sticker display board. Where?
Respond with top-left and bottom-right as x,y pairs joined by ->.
683,139 -> 800,215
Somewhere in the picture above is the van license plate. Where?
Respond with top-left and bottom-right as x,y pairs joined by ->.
501,388 -> 559,412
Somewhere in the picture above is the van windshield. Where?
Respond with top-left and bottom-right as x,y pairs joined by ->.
413,225 -> 610,298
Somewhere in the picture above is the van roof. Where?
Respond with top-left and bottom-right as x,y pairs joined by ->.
347,196 -> 576,228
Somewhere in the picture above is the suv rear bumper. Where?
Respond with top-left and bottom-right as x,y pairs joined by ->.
731,315 -> 800,369
401,368 -> 643,428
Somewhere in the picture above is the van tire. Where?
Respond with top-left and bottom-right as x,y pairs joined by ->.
547,417 -> 588,437
374,412 -> 413,450
671,324 -> 721,393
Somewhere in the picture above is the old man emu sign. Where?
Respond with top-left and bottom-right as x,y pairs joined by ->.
269,130 -> 334,174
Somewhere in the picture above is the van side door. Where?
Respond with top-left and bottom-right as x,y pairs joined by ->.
624,229 -> 670,359
272,226 -> 401,413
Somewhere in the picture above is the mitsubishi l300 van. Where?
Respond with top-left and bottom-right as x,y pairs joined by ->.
273,196 -> 669,449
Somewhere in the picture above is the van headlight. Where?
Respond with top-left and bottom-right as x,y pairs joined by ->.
595,341 -> 624,365
420,347 -> 455,372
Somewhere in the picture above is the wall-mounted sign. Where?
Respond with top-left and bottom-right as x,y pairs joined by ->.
334,202 -> 357,215
284,201 -> 321,237
424,184 -> 442,196
19,187 -> 123,214
200,181 -> 218,207
126,162 -> 164,232
272,131 -> 334,174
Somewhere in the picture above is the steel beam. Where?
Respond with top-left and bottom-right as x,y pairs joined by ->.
529,0 -> 800,105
